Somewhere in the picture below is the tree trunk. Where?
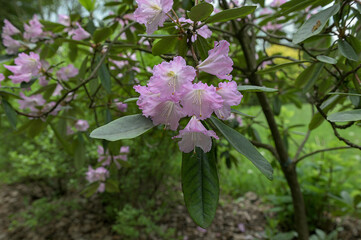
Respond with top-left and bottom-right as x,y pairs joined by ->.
236,25 -> 310,239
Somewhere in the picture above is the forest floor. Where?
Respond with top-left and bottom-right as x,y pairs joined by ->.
0,183 -> 360,240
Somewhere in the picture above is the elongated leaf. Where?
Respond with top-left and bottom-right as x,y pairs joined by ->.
231,108 -> 255,118
152,37 -> 178,55
79,0 -> 96,11
98,62 -> 111,93
327,109 -> 361,122
339,39 -> 359,61
316,55 -> 337,64
123,97 -> 139,103
293,4 -> 340,44
308,95 -> 342,130
205,6 -> 257,23
90,114 -> 154,141
189,2 -> 214,21
237,85 -> 278,92
257,61 -> 307,74
182,147 -> 219,228
210,116 -> 273,180
74,134 -> 86,169
138,34 -> 180,38
2,99 -> 17,128
303,62 -> 324,93
195,35 -> 211,60
328,92 -> 361,97
93,27 -> 113,43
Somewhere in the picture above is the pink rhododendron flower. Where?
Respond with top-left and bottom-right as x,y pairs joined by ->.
181,82 -> 223,120
228,113 -> 243,126
142,96 -> 186,130
173,116 -> 219,153
2,19 -> 20,36
97,145 -> 129,169
134,0 -> 173,34
262,21 -> 282,31
270,0 -> 286,7
120,146 -> 130,153
56,64 -> 79,81
69,23 -> 90,40
215,81 -> 243,119
178,18 -> 212,42
18,92 -> 46,113
197,40 -> 233,80
0,74 -> 4,87
23,15 -> 44,42
86,166 -> 109,183
148,56 -> 196,96
2,35 -> 21,54
5,52 -> 41,84
43,101 -> 62,116
114,100 -> 128,112
97,183 -> 106,193
58,15 -> 71,27
75,119 -> 89,131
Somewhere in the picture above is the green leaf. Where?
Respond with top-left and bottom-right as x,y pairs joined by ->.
210,116 -> 273,180
93,27 -> 113,43
256,61 -> 307,74
316,55 -> 337,64
105,179 -> 120,193
205,6 -> 257,23
327,109 -> 361,122
98,62 -> 111,93
40,20 -> 66,32
293,4 -> 340,44
308,95 -> 342,130
74,134 -> 86,169
189,2 -> 214,22
237,85 -> 278,92
230,108 -> 255,118
182,147 -> 219,228
79,0 -> 96,11
2,99 -> 17,128
138,34 -> 180,38
327,92 -> 361,97
90,114 -> 154,141
123,97 -> 139,103
339,39 -> 359,62
303,62 -> 324,93
81,182 -> 100,197
195,35 -> 211,60
0,90 -> 21,100
152,37 -> 178,55
178,36 -> 188,58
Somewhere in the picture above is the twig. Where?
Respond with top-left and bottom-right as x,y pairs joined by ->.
295,146 -> 351,164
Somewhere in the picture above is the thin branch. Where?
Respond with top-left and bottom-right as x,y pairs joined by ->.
295,146 -> 352,164
293,130 -> 311,164
250,140 -> 279,159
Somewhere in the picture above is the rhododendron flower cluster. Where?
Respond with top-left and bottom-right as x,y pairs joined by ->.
2,19 -> 21,54
75,119 -> 90,132
56,64 -> 79,81
134,40 -> 242,153
86,166 -> 109,193
97,145 -> 130,169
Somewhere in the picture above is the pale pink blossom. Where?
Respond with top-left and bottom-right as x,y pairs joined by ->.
215,81 -> 243,119
43,101 -> 62,116
181,82 -> 223,120
2,19 -> 20,36
2,35 -> 21,54
86,166 -> 109,183
270,0 -> 286,7
69,23 -> 90,40
97,183 -> 106,193
228,113 -> 243,126
120,146 -> 130,153
4,52 -> 41,84
97,145 -> 129,169
148,56 -> 196,96
134,0 -> 173,34
56,64 -> 79,81
142,96 -> 186,130
178,18 -> 212,42
262,21 -> 282,31
23,15 -> 44,42
75,119 -> 89,131
173,116 -> 219,153
197,40 -> 233,80
58,15 -> 71,27
18,92 -> 46,113
52,84 -> 64,96
114,100 -> 128,112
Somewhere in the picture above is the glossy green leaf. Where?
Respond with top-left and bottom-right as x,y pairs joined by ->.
230,108 -> 255,118
303,62 -> 324,93
189,2 -> 214,21
211,116 -> 273,180
79,0 -> 96,11
194,35 -> 211,60
237,85 -> 278,92
339,39 -> 359,62
105,179 -> 120,193
2,99 -> 17,128
74,134 -> 86,169
182,147 -> 219,228
327,92 -> 361,97
205,6 -> 257,23
98,62 -> 111,93
308,95 -> 342,130
257,61 -> 307,74
93,27 -> 113,43
90,114 -> 154,141
123,97 -> 139,103
152,37 -> 178,55
293,4 -> 340,44
316,55 -> 337,64
327,109 -> 361,122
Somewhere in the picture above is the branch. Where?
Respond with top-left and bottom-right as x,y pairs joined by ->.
251,140 -> 279,159
295,146 -> 352,164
